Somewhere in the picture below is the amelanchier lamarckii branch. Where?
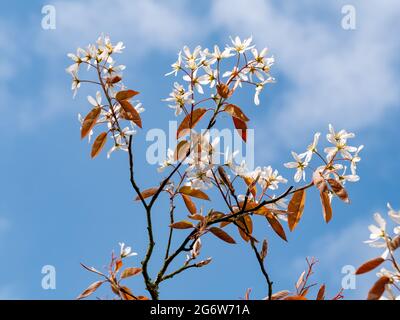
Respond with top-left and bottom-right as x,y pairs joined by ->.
67,35 -> 364,301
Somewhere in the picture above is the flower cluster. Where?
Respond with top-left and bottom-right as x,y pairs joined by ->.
359,204 -> 400,300
66,35 -> 144,159
284,124 -> 363,185
164,35 -> 275,116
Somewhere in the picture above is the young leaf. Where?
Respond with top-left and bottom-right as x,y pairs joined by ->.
327,179 -> 350,203
106,75 -> 122,85
170,220 -> 194,229
91,132 -> 108,158
181,194 -> 197,214
260,239 -> 268,261
271,290 -> 290,300
209,227 -> 236,244
115,90 -> 139,101
242,176 -> 257,199
174,140 -> 190,161
179,186 -> 210,200
216,83 -> 232,99
218,166 -> 235,194
287,189 -> 306,231
316,284 -> 326,300
177,108 -> 207,138
77,281 -> 104,299
224,104 -> 250,122
81,107 -> 101,139
367,276 -> 390,300
135,187 -> 158,201
320,191 -> 333,223
119,286 -> 136,300
356,257 -> 385,275
265,212 -> 287,241
232,116 -> 247,142
119,100 -> 142,128
236,216 -> 253,242
284,295 -> 307,300
121,267 -> 142,279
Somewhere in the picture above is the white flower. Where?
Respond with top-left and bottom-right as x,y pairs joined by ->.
183,69 -> 209,94
284,152 -> 309,182
107,127 -> 135,159
182,45 -> 202,70
350,145 -> 364,175
324,124 -> 357,161
119,242 -> 137,258
258,166 -> 287,190
223,146 -> 239,169
87,91 -> 102,108
253,79 -> 274,105
223,66 -> 249,89
70,72 -> 81,98
338,166 -> 359,184
229,36 -> 254,53
158,148 -> 175,172
231,160 -> 249,177
163,82 -> 193,116
303,132 -> 321,163
165,51 -> 182,76
207,45 -> 234,64
203,66 -> 218,88
364,213 -> 387,248
66,48 -> 86,74
251,48 -> 269,64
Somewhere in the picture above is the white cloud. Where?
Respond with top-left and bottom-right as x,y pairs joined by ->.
36,0 -> 204,58
210,0 -> 400,161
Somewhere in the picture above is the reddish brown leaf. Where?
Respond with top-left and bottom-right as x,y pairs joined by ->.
236,216 -> 253,242
177,108 -> 207,138
115,90 -> 139,101
320,191 -> 333,223
271,290 -> 290,300
242,176 -> 257,199
209,227 -> 236,244
218,166 -> 235,194
119,286 -> 136,300
106,75 -> 122,84
327,178 -> 350,203
181,194 -> 197,214
119,100 -> 142,128
224,104 -> 250,122
135,187 -> 158,201
356,257 -> 385,275
115,259 -> 123,272
287,189 -> 306,231
216,83 -> 232,99
170,220 -> 194,229
121,267 -> 142,279
77,281 -> 104,299
91,132 -> 107,158
316,284 -> 326,300
265,212 -> 287,241
179,186 -> 210,200
390,235 -> 400,251
260,239 -> 268,260
81,107 -> 101,139
367,276 -> 390,300
232,116 -> 247,142
174,140 -> 190,161
284,295 -> 308,300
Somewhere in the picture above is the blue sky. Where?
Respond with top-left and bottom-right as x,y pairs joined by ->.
1,0 -> 400,299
